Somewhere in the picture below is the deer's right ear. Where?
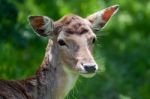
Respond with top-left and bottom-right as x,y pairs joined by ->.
28,16 -> 54,37
86,5 -> 119,31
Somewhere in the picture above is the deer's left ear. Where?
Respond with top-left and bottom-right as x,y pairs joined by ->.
28,16 -> 54,37
86,5 -> 119,31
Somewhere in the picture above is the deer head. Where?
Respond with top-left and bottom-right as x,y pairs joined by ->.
28,5 -> 119,77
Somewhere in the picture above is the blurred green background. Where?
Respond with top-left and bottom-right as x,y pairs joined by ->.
0,0 -> 150,99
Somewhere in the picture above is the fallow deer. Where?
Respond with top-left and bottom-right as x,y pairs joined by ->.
0,5 -> 119,99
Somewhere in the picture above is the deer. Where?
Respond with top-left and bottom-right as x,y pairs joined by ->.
0,5 -> 119,99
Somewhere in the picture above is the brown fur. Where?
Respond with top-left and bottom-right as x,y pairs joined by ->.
55,15 -> 91,35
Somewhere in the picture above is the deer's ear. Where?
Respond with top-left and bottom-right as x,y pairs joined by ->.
86,5 -> 119,31
28,16 -> 54,37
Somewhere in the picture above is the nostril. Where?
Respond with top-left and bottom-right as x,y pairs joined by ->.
84,65 -> 96,73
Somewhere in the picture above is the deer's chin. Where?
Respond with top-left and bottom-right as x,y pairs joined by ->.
80,73 -> 96,78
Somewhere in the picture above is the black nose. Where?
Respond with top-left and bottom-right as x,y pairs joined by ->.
83,65 -> 96,73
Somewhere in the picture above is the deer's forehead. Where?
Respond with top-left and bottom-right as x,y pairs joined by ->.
59,15 -> 91,31
60,15 -> 86,25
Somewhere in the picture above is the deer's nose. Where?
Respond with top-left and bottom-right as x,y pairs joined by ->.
83,64 -> 97,73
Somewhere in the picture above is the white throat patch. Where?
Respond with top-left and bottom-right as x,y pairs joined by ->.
63,66 -> 78,96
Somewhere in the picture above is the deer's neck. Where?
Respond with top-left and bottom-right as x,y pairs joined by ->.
26,40 -> 78,99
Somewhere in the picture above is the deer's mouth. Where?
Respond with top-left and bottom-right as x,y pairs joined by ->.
78,69 -> 96,78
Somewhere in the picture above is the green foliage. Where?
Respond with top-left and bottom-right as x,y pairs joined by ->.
0,0 -> 150,99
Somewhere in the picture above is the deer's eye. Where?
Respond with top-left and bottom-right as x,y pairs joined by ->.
58,40 -> 66,46
92,38 -> 96,44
